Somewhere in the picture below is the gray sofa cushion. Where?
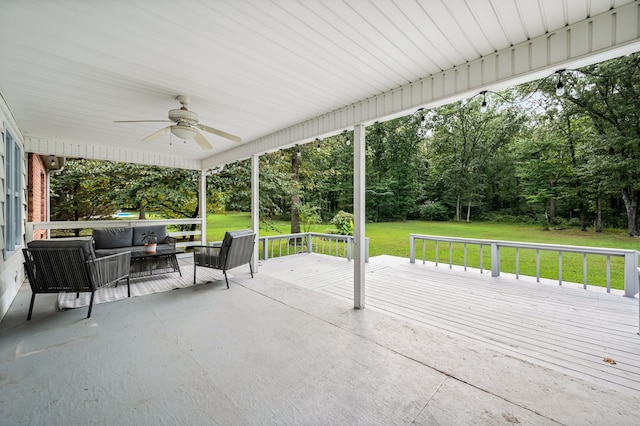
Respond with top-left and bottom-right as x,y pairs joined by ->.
132,225 -> 169,246
27,237 -> 96,260
92,227 -> 133,249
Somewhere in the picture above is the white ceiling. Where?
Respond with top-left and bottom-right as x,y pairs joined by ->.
0,0 -> 638,167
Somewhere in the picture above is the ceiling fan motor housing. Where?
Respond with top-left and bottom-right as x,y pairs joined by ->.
168,108 -> 199,125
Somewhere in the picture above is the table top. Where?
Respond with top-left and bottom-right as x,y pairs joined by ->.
130,248 -> 184,259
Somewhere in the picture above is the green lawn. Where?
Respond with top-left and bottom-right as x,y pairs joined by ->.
206,212 -> 640,290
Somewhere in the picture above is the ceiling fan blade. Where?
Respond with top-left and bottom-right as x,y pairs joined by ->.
141,126 -> 171,143
194,130 -> 213,150
196,123 -> 242,143
114,120 -> 172,123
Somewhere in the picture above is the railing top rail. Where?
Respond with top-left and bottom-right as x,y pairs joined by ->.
27,218 -> 203,230
409,233 -> 638,256
259,232 -> 359,241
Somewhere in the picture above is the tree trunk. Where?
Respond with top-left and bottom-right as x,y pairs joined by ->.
138,206 -> 147,220
595,195 -> 602,233
455,194 -> 461,222
290,152 -> 301,234
189,202 -> 199,243
621,188 -> 639,236
549,198 -> 557,226
579,204 -> 587,231
466,199 -> 471,222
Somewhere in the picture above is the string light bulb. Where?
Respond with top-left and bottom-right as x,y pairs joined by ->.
316,138 -> 321,152
296,145 -> 301,157
342,130 -> 351,146
555,71 -> 565,96
480,91 -> 488,113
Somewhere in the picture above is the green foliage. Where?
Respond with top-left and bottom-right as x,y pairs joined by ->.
50,159 -> 119,222
418,201 -> 449,221
330,211 -> 354,235
298,203 -> 322,233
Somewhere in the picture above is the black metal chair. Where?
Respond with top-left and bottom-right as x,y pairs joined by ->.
193,230 -> 255,288
23,239 -> 131,319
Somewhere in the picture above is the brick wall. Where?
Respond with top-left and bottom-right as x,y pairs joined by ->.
27,154 -> 48,240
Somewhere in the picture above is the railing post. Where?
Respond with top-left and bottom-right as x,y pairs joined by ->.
347,237 -> 353,261
623,251 -> 638,298
410,235 -> 416,263
25,222 -> 34,243
262,238 -> 269,261
307,233 -> 312,254
491,243 -> 500,277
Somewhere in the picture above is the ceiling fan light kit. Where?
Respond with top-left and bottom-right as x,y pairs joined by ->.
115,95 -> 241,150
171,124 -> 196,140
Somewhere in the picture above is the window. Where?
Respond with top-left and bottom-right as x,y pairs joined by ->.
4,126 -> 22,256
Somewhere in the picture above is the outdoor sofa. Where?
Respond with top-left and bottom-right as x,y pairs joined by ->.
91,225 -> 176,256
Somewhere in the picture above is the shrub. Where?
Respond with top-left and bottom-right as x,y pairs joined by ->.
299,203 -> 322,232
418,201 -> 449,221
330,211 -> 354,235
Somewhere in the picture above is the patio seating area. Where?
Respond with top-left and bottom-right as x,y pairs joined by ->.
1,254 -> 638,424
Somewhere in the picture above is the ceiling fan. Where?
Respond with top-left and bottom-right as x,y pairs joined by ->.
114,95 -> 242,150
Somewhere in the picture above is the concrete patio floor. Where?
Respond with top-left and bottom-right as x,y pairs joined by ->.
1,256 -> 639,425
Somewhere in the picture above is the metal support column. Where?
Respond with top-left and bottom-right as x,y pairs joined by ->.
354,124 -> 366,309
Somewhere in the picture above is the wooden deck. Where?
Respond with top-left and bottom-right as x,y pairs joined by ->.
259,253 -> 640,396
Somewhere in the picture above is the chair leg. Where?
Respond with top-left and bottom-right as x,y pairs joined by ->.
126,276 -> 131,297
193,263 -> 197,285
223,270 -> 229,289
249,262 -> 254,278
27,293 -> 36,320
87,291 -> 95,319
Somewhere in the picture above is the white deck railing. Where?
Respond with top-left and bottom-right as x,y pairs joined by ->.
409,234 -> 640,298
26,219 -> 204,250
259,233 -> 369,262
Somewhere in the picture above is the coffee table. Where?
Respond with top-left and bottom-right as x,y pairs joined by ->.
129,247 -> 183,278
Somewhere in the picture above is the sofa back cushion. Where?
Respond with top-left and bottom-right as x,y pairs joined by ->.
92,227 -> 133,249
27,237 -> 96,260
132,225 -> 168,246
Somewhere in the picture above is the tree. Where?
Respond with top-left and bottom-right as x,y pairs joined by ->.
424,93 -> 524,222
559,54 -> 640,235
50,159 -> 119,234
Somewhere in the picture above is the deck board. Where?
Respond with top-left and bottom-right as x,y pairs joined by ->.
259,253 -> 640,395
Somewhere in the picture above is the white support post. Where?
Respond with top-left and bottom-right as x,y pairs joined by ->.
199,169 -> 207,245
623,251 -> 638,298
354,124 -> 366,309
491,243 -> 500,277
251,154 -> 260,272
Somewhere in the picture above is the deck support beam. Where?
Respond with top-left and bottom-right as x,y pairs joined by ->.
354,124 -> 366,309
251,154 -> 260,272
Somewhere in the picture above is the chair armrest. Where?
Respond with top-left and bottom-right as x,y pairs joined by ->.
88,251 -> 131,287
193,245 -> 224,268
208,240 -> 223,247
